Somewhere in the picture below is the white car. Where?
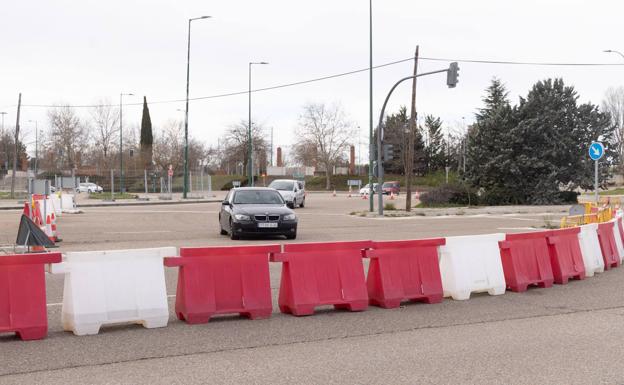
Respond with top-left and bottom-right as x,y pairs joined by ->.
268,179 -> 305,209
359,183 -> 380,195
76,182 -> 103,193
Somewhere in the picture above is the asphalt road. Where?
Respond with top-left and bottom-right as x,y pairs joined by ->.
3,193 -> 621,384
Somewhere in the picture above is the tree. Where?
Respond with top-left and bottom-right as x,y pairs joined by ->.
423,115 -> 446,172
220,120 -> 269,176
47,105 -> 89,170
466,78 -> 517,203
602,86 -> 624,173
152,119 -> 184,172
90,99 -> 119,169
140,96 -> 154,169
296,102 -> 355,189
292,138 -> 317,167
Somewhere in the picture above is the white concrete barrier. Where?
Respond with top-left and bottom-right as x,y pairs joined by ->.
439,233 -> 506,300
613,217 -> 624,263
50,247 -> 176,336
578,223 -> 605,277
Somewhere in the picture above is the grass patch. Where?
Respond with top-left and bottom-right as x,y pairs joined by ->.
384,202 -> 397,210
599,188 -> 624,196
0,191 -> 28,200
88,192 -> 138,200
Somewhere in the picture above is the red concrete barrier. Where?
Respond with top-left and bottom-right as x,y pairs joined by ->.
596,222 -> 621,270
0,252 -> 61,340
546,228 -> 585,284
365,238 -> 445,308
164,245 -> 279,323
271,241 -> 372,316
498,231 -> 554,292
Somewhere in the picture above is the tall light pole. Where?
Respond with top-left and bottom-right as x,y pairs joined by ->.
28,120 -> 38,176
0,112 -> 7,171
184,15 -> 211,199
604,49 -> 624,60
368,0 -> 374,212
119,92 -> 134,193
248,61 -> 269,187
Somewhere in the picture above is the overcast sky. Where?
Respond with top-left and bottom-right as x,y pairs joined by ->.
2,0 -> 623,163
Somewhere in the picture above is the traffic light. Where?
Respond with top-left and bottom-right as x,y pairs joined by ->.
447,62 -> 459,88
383,144 -> 394,161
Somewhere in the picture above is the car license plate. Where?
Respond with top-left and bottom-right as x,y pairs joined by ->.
258,222 -> 278,228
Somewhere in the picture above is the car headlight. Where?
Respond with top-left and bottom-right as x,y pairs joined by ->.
234,214 -> 251,221
283,213 -> 296,221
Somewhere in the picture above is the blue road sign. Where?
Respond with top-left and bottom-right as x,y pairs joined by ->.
589,142 -> 604,161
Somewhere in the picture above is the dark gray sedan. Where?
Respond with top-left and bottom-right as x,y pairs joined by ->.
219,187 -> 298,240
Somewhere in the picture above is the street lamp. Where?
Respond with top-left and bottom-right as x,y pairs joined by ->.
603,49 -> 624,60
120,92 -> 134,193
0,112 -> 7,170
248,61 -> 269,187
184,15 -> 212,199
28,120 -> 38,176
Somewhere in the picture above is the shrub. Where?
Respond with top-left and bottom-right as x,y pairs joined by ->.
419,183 -> 478,207
384,202 -> 396,210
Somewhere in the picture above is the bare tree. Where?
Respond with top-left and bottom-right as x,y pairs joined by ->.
221,120 -> 269,176
603,86 -> 624,173
90,99 -> 119,169
47,105 -> 89,170
153,119 -> 184,172
296,102 -> 354,189
292,138 -> 317,167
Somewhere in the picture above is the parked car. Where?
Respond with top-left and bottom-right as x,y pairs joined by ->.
382,181 -> 400,195
76,182 -> 103,193
219,187 -> 298,240
268,179 -> 305,208
359,183 -> 380,195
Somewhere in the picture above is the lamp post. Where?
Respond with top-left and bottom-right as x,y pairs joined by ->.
28,120 -> 38,176
184,15 -> 211,199
604,49 -> 624,60
368,0 -> 374,212
119,92 -> 134,193
248,61 -> 269,187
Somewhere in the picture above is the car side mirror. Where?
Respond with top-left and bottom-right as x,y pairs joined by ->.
222,200 -> 230,206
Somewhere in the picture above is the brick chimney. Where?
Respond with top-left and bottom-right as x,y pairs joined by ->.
349,145 -> 355,175
276,147 -> 283,167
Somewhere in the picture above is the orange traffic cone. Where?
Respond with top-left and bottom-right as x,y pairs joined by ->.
390,192 -> 395,200
45,215 -> 55,243
362,194 -> 368,200
50,213 -> 61,242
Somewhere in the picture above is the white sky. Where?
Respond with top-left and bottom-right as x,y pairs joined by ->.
1,0 -> 623,163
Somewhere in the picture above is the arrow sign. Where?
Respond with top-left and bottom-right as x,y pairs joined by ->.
589,142 -> 604,161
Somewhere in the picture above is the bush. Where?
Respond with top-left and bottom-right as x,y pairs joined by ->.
384,202 -> 396,210
558,190 -> 579,204
419,183 -> 478,207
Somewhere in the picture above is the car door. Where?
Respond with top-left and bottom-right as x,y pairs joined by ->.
296,181 -> 305,201
220,191 -> 232,229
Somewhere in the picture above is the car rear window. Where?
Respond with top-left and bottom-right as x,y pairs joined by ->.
269,181 -> 294,191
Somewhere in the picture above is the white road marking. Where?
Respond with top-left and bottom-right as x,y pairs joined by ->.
47,294 -> 177,307
104,230 -> 173,234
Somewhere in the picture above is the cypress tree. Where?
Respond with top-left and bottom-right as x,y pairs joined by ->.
140,96 -> 153,169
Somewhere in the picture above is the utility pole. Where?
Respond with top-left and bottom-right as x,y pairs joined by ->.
10,93 -> 21,199
368,0 -> 374,212
270,126 -> 274,166
0,112 -> 7,171
405,46 -> 419,212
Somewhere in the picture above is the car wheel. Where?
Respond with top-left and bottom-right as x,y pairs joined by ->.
220,227 -> 227,235
287,202 -> 294,209
299,198 -> 305,208
229,219 -> 240,240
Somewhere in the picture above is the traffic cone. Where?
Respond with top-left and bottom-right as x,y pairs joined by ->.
390,192 -> 395,200
333,189 -> 336,197
45,215 -> 55,243
362,193 -> 367,200
50,213 -> 61,242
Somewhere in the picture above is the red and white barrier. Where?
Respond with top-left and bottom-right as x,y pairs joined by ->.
439,233 -> 506,300
50,247 -> 175,335
578,223 -> 605,277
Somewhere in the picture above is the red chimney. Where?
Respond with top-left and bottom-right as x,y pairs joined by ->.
349,145 -> 355,175
277,147 -> 283,167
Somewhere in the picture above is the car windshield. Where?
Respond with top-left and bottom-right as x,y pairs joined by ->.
233,190 -> 284,205
269,181 -> 294,191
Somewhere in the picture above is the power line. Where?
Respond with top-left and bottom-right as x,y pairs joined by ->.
10,56 -> 624,109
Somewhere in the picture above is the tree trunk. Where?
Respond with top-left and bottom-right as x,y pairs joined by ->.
325,170 -> 331,190
406,47 -> 419,211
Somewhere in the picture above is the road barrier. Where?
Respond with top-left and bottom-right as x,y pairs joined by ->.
438,233 -> 506,300
0,253 -> 62,340
546,228 -> 585,284
612,218 -> 624,263
365,239 -> 445,307
271,241 -> 372,316
164,245 -> 279,324
50,247 -> 175,335
498,231 -> 554,292
577,223 -> 605,277
596,222 -> 621,270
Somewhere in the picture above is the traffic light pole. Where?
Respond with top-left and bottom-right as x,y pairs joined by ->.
376,67 -> 453,216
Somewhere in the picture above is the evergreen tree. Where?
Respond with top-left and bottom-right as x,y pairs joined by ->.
423,115 -> 445,172
378,106 -> 426,175
466,78 -> 517,203
140,96 -> 153,169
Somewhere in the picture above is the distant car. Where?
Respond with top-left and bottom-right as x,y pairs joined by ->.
76,182 -> 103,193
382,181 -> 400,195
219,187 -> 298,240
359,183 -> 380,195
268,179 -> 305,208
